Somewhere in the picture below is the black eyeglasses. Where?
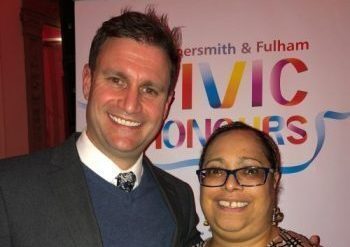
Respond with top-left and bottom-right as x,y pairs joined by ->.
196,166 -> 274,187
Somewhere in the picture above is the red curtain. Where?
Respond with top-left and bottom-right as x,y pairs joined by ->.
42,25 -> 67,147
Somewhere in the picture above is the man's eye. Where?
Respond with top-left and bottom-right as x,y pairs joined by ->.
107,77 -> 122,85
110,77 -> 121,83
141,86 -> 159,96
107,77 -> 128,89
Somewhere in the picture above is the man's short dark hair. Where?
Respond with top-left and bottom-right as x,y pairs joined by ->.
88,6 -> 182,94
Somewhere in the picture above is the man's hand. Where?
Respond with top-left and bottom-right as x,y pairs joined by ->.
286,230 -> 321,247
309,235 -> 321,246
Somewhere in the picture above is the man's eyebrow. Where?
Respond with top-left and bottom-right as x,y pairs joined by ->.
102,69 -> 128,80
141,80 -> 168,91
100,69 -> 169,91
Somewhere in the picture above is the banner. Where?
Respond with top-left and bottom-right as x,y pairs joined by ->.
75,1 -> 350,245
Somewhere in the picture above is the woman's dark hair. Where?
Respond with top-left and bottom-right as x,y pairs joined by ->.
199,121 -> 281,173
88,6 -> 182,94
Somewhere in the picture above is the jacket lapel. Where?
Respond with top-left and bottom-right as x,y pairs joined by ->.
47,134 -> 103,247
143,157 -> 181,247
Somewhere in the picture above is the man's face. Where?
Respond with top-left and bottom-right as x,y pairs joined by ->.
83,37 -> 173,169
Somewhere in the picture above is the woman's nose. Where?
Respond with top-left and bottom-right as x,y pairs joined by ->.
224,174 -> 243,191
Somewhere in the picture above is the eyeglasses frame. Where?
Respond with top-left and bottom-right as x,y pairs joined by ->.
196,166 -> 275,187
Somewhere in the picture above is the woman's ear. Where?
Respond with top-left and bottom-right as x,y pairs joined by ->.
273,172 -> 281,189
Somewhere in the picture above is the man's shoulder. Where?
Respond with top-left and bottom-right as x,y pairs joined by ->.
0,147 -> 52,170
0,133 -> 80,174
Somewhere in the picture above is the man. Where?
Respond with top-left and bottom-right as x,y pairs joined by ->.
0,8 -> 201,247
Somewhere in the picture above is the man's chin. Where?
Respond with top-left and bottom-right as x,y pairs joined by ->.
109,143 -> 144,158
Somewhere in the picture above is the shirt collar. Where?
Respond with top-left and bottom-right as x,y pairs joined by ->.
76,130 -> 143,189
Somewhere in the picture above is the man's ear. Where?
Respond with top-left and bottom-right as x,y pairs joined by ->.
82,64 -> 92,100
163,90 -> 175,120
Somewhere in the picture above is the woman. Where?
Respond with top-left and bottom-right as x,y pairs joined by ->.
195,121 -> 316,247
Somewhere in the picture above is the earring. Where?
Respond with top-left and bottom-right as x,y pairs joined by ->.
272,206 -> 284,226
203,219 -> 209,226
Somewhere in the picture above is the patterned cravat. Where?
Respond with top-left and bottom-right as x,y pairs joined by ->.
116,171 -> 136,192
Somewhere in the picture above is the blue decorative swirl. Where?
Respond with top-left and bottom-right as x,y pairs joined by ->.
157,159 -> 200,170
282,110 -> 350,174
157,111 -> 350,174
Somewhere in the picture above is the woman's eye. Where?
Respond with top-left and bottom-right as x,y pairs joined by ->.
208,168 -> 224,176
245,167 -> 259,175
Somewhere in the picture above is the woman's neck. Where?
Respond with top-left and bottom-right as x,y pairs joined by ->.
207,225 -> 279,247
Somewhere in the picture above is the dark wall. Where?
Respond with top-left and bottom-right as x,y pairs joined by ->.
59,0 -> 76,134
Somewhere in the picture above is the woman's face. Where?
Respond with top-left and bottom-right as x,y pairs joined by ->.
200,130 -> 280,242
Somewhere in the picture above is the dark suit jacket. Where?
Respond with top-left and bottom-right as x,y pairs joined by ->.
0,134 -> 201,247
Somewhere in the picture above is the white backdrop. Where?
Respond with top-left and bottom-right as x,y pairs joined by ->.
75,1 -> 350,246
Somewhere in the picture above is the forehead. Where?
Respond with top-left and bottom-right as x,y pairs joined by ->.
98,37 -> 170,64
212,129 -> 260,144
206,130 -> 267,160
96,37 -> 171,79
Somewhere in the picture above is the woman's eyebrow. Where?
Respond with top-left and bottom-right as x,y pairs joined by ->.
238,156 -> 263,165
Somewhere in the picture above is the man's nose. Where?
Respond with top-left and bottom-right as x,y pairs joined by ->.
122,86 -> 141,114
